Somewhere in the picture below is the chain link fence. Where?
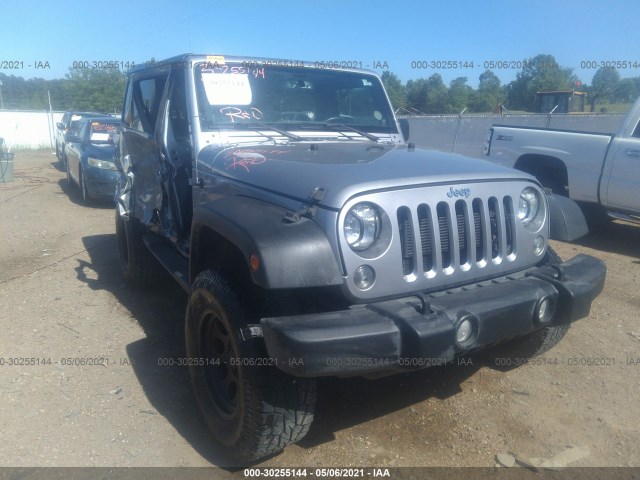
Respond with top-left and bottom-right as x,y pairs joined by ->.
401,113 -> 626,159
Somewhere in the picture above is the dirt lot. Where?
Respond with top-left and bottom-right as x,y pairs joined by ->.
1,152 -> 639,469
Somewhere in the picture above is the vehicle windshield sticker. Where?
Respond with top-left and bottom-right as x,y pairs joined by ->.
202,72 -> 252,106
207,55 -> 225,65
91,122 -> 118,133
90,132 -> 111,142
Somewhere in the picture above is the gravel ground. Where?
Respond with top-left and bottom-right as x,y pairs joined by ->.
1,152 -> 639,469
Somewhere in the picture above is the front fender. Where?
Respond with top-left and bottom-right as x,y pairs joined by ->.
191,196 -> 343,289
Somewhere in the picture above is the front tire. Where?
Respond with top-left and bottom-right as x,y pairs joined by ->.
186,270 -> 316,464
493,246 -> 569,359
60,148 -> 67,171
115,209 -> 161,287
79,167 -> 92,204
65,156 -> 73,186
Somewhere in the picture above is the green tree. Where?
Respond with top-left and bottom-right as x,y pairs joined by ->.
506,54 -> 577,111
447,77 -> 472,113
613,77 -> 638,103
65,68 -> 126,113
586,67 -> 620,111
405,78 -> 429,114
469,70 -> 505,112
424,74 -> 448,113
380,71 -> 406,111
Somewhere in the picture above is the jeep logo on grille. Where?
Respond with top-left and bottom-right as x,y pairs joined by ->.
447,186 -> 471,198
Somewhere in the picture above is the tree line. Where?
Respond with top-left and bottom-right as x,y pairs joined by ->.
0,68 -> 126,113
383,54 -> 640,114
1,54 -> 639,114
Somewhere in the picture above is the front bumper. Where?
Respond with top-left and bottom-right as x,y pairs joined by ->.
84,166 -> 118,199
261,254 -> 606,377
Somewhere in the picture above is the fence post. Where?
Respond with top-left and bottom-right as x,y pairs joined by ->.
546,104 -> 559,128
452,107 -> 467,152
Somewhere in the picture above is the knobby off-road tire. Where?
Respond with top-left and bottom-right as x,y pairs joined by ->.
115,209 -> 161,288
186,270 -> 316,464
496,246 -> 569,359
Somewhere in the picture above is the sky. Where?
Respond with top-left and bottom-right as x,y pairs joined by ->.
1,0 -> 639,88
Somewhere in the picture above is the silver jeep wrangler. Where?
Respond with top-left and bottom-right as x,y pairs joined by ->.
115,54 -> 606,463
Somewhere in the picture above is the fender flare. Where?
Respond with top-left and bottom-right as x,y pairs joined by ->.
190,196 -> 343,289
546,193 -> 589,242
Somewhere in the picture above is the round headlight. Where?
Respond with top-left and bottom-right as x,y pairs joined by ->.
344,203 -> 380,251
517,187 -> 540,226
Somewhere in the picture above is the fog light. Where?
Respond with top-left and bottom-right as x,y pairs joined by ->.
354,265 -> 375,290
534,235 -> 546,256
456,316 -> 475,345
535,296 -> 556,324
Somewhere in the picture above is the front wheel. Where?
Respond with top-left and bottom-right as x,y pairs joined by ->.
115,209 -> 161,287
491,246 -> 569,359
60,148 -> 67,171
186,270 -> 316,464
79,167 -> 92,204
65,156 -> 73,186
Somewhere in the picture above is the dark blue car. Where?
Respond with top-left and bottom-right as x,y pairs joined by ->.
65,117 -> 121,203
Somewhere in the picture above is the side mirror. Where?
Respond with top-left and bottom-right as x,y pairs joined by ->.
398,118 -> 410,143
56,122 -> 64,130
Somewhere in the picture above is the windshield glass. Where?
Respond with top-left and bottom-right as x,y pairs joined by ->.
193,62 -> 396,134
88,120 -> 120,144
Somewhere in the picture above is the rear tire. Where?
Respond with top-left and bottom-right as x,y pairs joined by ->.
115,209 -> 161,287
186,270 -> 316,464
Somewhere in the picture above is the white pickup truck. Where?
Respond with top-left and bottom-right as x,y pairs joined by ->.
484,96 -> 640,226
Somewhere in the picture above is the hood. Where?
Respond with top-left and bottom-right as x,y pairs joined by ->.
83,143 -> 117,161
196,142 -> 535,209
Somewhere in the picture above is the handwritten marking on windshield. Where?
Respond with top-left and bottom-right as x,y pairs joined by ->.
202,64 -> 265,79
220,106 -> 264,122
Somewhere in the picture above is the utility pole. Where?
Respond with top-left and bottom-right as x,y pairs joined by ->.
0,80 -> 4,109
48,90 -> 54,148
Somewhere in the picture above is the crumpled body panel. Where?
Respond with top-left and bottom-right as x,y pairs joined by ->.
115,141 -> 164,225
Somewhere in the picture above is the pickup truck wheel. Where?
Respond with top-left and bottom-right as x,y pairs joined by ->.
115,209 -> 161,287
492,246 -> 569,360
580,203 -> 611,232
186,270 -> 316,463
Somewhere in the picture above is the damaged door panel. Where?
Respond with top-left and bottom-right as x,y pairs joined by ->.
117,69 -> 169,225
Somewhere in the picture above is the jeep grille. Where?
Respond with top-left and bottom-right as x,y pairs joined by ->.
337,181 -> 547,301
398,197 -> 516,277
